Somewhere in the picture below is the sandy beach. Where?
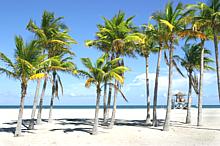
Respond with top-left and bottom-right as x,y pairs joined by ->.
0,108 -> 220,146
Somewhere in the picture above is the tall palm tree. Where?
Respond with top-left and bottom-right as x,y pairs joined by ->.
151,24 -> 169,127
86,11 -> 136,125
147,11 -> 171,127
174,43 -> 214,124
27,11 -> 77,123
206,0 -> 220,102
0,36 -> 46,136
157,2 -> 189,131
100,12 -> 136,128
185,2 -> 215,126
188,0 -> 220,101
79,54 -> 129,135
125,24 -> 158,125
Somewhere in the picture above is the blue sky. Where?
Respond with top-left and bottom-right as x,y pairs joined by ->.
0,0 -> 219,105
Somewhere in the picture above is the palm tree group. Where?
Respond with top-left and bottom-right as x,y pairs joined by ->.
0,0 -> 219,137
0,11 -> 77,136
79,54 -> 129,134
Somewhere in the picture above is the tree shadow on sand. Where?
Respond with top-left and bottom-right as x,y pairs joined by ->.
55,118 -> 94,126
3,119 -> 48,126
0,127 -> 35,134
54,118 -> 165,132
0,119 -> 48,134
49,127 -> 92,134
1,118 -> 219,135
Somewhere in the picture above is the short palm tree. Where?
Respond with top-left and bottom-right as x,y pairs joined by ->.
79,54 -> 129,135
48,55 -> 77,122
28,54 -> 75,128
85,25 -> 112,123
0,36 -> 46,136
174,43 -> 214,124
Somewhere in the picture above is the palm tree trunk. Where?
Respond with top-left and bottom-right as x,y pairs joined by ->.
105,54 -> 114,122
197,40 -> 204,126
14,82 -> 27,137
145,55 -> 151,125
103,82 -> 108,123
28,79 -> 41,129
105,84 -> 112,122
153,47 -> 162,127
213,30 -> 220,102
163,39 -> 174,131
48,72 -> 56,123
92,85 -> 101,135
108,81 -> 118,129
48,94 -> 55,123
37,78 -> 47,124
186,71 -> 192,124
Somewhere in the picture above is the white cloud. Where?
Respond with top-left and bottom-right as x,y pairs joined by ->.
125,71 -> 217,97
63,82 -> 96,98
203,72 -> 216,85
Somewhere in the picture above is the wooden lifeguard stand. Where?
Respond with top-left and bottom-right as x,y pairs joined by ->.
172,92 -> 187,109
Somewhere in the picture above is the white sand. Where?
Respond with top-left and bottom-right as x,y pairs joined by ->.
0,108 -> 220,146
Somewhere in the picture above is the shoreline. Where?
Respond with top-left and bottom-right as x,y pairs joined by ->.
0,104 -> 219,109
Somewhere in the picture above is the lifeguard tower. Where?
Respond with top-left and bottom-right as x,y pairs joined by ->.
172,92 -> 187,109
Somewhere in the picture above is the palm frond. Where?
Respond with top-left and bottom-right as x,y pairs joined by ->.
0,52 -> 15,69
81,58 -> 93,69
57,74 -> 64,95
164,51 -> 169,66
0,67 -> 18,79
160,19 -> 174,31
106,82 -> 128,102
17,57 -> 35,70
173,60 -> 185,77
85,78 -> 96,88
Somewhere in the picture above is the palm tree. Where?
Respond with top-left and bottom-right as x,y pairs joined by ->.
27,11 -> 77,123
85,26 -> 112,123
28,78 -> 41,129
152,24 -> 168,127
147,11 -> 171,127
185,1 -> 216,126
125,24 -> 158,125
174,43 -> 214,124
0,36 -> 46,136
48,55 -> 76,122
28,55 -> 74,128
86,11 -> 136,125
35,57 -> 76,125
79,54 -> 129,135
36,77 -> 47,124
188,0 -> 220,101
157,2 -> 190,131
100,11 -> 136,128
207,0 -> 220,102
